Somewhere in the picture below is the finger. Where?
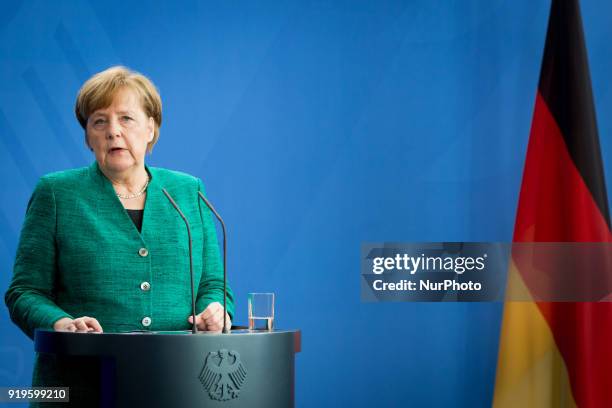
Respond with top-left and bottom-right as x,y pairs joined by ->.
199,308 -> 213,320
206,314 -> 228,332
188,313 -> 204,324
65,324 -> 77,332
187,314 -> 207,330
85,317 -> 102,333
200,302 -> 221,319
84,317 -> 103,333
196,314 -> 208,330
214,311 -> 231,329
75,319 -> 91,332
206,322 -> 222,332
216,314 -> 231,331
204,317 -> 222,331
204,307 -> 223,324
207,310 -> 231,331
74,320 -> 89,332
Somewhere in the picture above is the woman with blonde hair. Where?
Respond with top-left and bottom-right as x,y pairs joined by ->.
5,66 -> 233,404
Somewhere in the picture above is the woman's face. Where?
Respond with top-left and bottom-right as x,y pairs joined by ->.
86,87 -> 154,176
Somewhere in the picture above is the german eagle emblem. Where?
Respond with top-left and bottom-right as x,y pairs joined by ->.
199,349 -> 247,401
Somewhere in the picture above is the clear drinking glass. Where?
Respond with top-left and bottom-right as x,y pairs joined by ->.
248,293 -> 274,330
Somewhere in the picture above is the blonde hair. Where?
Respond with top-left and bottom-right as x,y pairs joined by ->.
75,66 -> 162,152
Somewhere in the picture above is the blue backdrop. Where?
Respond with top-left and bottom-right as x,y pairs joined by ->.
1,1 -> 611,407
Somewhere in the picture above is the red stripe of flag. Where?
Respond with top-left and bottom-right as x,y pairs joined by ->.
509,0 -> 612,406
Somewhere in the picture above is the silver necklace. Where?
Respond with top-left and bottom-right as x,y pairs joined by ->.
116,176 -> 150,200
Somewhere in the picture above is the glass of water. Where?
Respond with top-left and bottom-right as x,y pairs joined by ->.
248,293 -> 274,330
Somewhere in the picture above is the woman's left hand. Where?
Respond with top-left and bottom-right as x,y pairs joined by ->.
187,302 -> 231,332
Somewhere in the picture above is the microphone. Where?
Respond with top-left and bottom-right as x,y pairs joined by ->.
162,188 -> 198,334
197,191 -> 229,334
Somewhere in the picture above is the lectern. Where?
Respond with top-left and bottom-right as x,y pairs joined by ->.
34,329 -> 301,407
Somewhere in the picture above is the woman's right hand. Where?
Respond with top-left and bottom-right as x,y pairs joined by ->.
53,316 -> 103,333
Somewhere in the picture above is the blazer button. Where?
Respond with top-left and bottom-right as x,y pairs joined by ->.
142,317 -> 151,327
138,248 -> 149,257
140,282 -> 151,291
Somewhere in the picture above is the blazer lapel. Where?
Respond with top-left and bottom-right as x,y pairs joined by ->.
88,161 -> 147,243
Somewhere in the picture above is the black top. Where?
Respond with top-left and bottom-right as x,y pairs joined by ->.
126,209 -> 144,232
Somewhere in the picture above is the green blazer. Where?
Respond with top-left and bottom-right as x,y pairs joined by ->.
5,161 -> 234,339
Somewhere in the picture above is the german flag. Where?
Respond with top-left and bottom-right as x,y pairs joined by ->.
493,0 -> 612,407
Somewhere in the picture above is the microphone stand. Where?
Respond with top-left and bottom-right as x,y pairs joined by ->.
162,189 -> 197,334
197,191 -> 229,334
